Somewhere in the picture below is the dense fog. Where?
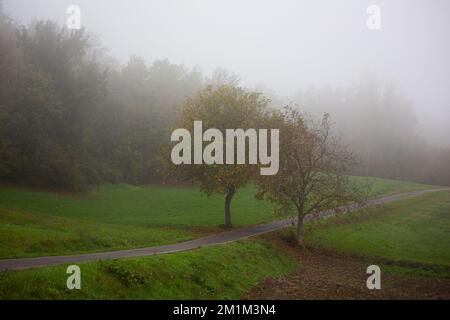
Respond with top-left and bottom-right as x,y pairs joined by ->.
1,0 -> 449,188
5,0 -> 450,146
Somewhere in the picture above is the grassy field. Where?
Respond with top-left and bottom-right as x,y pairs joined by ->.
0,184 -> 275,228
0,177 -> 436,259
305,190 -> 450,277
358,176 -> 437,197
2,189 -> 449,299
0,207 -> 202,259
0,178 -> 447,299
0,239 -> 297,300
0,177 -> 434,227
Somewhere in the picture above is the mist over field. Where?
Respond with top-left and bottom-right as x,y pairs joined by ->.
1,0 -> 450,188
5,0 -> 450,146
1,1 -> 450,302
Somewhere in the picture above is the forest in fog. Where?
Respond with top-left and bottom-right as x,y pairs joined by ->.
1,6 -> 449,190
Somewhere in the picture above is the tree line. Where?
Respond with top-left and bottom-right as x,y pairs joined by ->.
292,76 -> 450,186
0,15 -> 203,190
1,14 -> 449,194
2,14 -> 449,243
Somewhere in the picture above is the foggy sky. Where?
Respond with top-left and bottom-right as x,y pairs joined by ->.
3,0 -> 450,147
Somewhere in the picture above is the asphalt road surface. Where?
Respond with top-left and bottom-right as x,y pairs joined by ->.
0,188 -> 447,271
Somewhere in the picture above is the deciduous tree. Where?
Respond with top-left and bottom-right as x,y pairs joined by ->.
167,85 -> 268,227
256,107 -> 367,245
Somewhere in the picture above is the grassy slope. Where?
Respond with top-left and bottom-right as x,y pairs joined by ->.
3,190 -> 449,299
354,176 -> 437,197
0,177 -> 437,259
0,178 -> 446,299
0,239 -> 297,300
0,177 -> 435,227
0,184 -> 274,258
306,190 -> 450,277
0,184 -> 275,227
0,207 -> 202,259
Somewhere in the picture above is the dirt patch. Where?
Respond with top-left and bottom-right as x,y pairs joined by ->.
244,245 -> 450,300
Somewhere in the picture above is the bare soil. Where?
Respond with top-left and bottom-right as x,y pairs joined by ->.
244,245 -> 450,300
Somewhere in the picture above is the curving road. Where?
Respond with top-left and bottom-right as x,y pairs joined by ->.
0,188 -> 447,271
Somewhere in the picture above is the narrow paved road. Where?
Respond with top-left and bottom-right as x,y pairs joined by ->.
0,188 -> 447,271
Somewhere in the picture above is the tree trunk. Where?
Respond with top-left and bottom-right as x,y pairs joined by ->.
296,212 -> 305,246
224,186 -> 235,228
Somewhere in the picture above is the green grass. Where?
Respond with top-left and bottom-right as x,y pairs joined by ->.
0,177 -> 445,299
0,239 -> 298,300
351,175 -> 436,197
0,177 -> 437,259
0,184 -> 275,258
306,190 -> 450,277
0,207 -> 202,259
0,177 -> 434,228
0,184 -> 276,228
